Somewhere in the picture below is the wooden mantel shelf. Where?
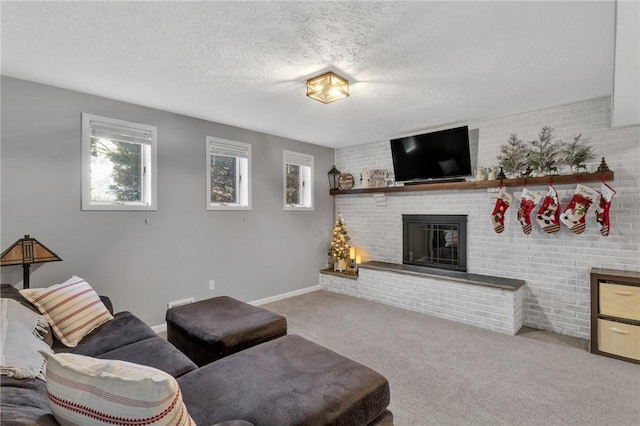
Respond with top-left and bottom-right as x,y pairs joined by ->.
329,171 -> 614,195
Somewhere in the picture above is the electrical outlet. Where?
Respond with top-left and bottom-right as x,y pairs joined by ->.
209,280 -> 215,290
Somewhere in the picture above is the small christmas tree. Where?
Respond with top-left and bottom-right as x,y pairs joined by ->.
328,212 -> 351,271
528,126 -> 561,174
560,133 -> 595,172
497,134 -> 529,176
596,157 -> 610,172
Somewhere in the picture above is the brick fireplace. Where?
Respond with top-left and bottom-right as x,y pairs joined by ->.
328,97 -> 637,339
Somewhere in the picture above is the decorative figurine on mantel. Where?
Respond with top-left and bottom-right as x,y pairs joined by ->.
476,166 -> 487,181
497,167 -> 507,180
596,157 -> 611,173
519,165 -> 533,178
487,166 -> 497,181
328,212 -> 351,272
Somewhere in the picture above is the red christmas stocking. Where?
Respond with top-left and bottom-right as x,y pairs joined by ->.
517,188 -> 541,235
560,184 -> 600,234
490,187 -> 512,233
536,185 -> 561,234
595,181 -> 616,237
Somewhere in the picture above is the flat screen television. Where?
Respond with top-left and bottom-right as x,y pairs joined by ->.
390,126 -> 472,183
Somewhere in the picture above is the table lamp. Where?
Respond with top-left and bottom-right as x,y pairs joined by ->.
0,235 -> 62,288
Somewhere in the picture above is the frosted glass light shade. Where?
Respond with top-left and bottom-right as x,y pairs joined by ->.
306,72 -> 349,104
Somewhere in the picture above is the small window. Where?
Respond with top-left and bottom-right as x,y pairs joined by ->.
207,137 -> 251,210
81,114 -> 157,211
284,150 -> 313,210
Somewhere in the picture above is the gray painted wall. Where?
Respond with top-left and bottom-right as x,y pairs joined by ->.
1,76 -> 335,326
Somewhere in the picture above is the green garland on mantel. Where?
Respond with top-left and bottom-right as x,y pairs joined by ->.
497,126 -> 597,177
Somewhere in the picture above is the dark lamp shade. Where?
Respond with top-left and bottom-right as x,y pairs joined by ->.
0,236 -> 61,266
0,235 -> 62,288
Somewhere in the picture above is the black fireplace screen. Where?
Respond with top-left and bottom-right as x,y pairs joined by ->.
402,215 -> 467,272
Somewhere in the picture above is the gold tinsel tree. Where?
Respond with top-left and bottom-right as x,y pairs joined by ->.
328,212 -> 351,271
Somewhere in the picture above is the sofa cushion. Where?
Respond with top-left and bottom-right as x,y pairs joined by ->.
43,352 -> 194,426
96,336 -> 197,378
0,376 -> 58,425
20,276 -> 113,347
54,311 -> 157,356
178,334 -> 390,426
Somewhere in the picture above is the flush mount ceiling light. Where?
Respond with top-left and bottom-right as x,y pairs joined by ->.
306,72 -> 349,104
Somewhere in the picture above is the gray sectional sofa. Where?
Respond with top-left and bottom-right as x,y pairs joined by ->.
0,284 -> 392,425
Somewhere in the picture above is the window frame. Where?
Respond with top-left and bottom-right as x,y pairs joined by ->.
283,150 -> 314,211
81,113 -> 157,211
206,136 -> 252,211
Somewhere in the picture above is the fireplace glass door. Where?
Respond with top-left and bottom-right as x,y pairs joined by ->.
402,215 -> 467,272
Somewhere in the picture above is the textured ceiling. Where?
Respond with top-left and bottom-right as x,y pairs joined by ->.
1,1 -> 615,148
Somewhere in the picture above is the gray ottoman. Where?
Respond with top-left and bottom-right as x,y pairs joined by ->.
166,296 -> 287,366
178,334 -> 392,426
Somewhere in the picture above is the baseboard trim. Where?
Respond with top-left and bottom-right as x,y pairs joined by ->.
150,285 -> 321,334
151,323 -> 167,334
249,285 -> 322,306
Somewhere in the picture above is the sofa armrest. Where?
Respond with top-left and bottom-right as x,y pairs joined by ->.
99,295 -> 114,315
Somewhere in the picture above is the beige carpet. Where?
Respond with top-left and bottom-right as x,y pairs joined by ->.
262,290 -> 640,426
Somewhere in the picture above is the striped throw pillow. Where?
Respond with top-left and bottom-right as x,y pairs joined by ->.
42,352 -> 194,426
20,276 -> 113,347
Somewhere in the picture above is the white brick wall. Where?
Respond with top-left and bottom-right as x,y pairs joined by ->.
333,96 -> 640,339
320,269 -> 524,335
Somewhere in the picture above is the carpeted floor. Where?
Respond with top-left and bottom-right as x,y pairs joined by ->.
261,290 -> 640,426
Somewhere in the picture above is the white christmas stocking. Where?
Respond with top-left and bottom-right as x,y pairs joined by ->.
517,188 -> 542,235
560,184 -> 600,234
595,182 -> 616,237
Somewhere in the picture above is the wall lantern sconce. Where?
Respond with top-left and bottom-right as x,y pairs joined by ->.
306,71 -> 350,104
0,235 -> 62,288
328,165 -> 341,190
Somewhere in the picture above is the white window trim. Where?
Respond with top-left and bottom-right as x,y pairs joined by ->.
283,150 -> 314,211
81,113 -> 157,211
206,136 -> 252,211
